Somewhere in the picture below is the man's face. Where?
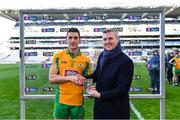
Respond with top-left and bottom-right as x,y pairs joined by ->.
175,52 -> 179,56
154,51 -> 159,55
67,32 -> 80,51
102,32 -> 119,51
170,52 -> 174,57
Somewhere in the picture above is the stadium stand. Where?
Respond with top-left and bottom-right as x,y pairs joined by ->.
0,9 -> 180,64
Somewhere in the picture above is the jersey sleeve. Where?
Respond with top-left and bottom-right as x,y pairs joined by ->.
82,57 -> 92,77
87,58 -> 92,75
51,51 -> 62,71
51,52 -> 58,69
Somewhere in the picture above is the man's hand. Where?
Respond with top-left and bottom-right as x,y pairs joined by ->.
77,74 -> 85,85
69,74 -> 85,86
90,86 -> 96,90
89,90 -> 100,98
68,76 -> 79,83
49,67 -> 85,85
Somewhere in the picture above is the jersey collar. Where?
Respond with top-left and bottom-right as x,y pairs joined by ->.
66,49 -> 82,58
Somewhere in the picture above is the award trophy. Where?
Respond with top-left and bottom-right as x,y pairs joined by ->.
83,79 -> 93,97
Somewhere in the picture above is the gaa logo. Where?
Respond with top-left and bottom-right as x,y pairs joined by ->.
78,63 -> 82,69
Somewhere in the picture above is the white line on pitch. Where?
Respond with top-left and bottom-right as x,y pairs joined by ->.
130,101 -> 144,120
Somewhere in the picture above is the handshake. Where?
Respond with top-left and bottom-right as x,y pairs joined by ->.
49,67 -> 85,85
69,74 -> 85,86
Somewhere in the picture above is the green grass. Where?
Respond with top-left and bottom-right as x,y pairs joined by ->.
131,63 -> 151,94
0,63 -> 180,119
0,64 -> 19,119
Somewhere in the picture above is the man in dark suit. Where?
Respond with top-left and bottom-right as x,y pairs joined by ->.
89,28 -> 134,119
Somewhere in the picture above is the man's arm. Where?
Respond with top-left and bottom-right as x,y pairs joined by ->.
169,57 -> 175,65
49,66 -> 85,85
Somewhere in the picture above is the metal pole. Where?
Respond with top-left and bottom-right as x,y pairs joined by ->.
20,100 -> 25,119
19,10 -> 25,120
159,9 -> 165,120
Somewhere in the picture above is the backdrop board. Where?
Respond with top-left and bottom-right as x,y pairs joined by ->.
19,9 -> 165,119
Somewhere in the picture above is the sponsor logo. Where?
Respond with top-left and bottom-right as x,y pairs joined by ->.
25,75 -> 37,80
43,87 -> 54,92
132,75 -> 141,80
25,88 -> 38,92
129,88 -> 142,92
147,88 -> 158,92
64,70 -> 78,76
42,63 -> 52,68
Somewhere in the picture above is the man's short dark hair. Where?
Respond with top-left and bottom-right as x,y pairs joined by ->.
67,28 -> 80,38
153,50 -> 159,55
102,28 -> 119,39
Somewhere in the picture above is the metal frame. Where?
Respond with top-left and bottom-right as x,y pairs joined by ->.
19,9 -> 165,119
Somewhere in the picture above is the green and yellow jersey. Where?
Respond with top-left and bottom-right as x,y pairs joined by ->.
171,56 -> 180,70
52,49 -> 91,106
